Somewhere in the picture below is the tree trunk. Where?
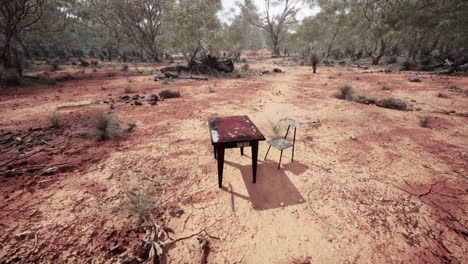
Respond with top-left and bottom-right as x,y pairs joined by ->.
372,38 -> 387,65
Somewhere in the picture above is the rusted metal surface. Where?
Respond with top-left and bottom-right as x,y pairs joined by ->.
208,115 -> 265,144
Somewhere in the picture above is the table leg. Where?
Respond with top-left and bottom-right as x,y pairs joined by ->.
251,141 -> 258,183
240,147 -> 244,156
217,147 -> 225,188
214,146 -> 217,159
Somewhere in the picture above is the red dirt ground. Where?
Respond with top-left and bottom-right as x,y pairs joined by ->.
0,59 -> 467,263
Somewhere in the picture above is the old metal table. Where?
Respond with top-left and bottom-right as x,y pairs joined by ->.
208,115 -> 265,188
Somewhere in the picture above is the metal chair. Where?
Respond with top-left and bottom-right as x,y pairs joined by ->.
264,118 -> 301,169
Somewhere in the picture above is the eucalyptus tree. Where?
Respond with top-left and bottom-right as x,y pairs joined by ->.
169,0 -> 222,63
240,0 -> 299,56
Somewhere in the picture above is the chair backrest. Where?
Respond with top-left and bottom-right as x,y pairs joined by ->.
283,118 -> 301,128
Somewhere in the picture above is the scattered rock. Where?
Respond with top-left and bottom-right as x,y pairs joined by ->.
131,94 -> 140,100
159,88 -> 180,99
147,94 -> 158,105
134,100 -> 143,106
273,68 -> 282,73
120,95 -> 130,100
408,76 -> 421,82
375,97 -> 407,111
126,123 -> 136,132
416,107 -> 422,111
170,208 -> 184,217
261,70 -> 270,75
110,104 -> 115,109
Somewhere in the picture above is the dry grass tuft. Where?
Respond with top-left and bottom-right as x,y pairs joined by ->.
85,112 -> 122,141
335,84 -> 355,100
49,114 -> 64,128
419,116 -> 432,128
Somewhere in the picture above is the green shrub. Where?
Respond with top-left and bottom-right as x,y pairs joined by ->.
124,87 -> 133,93
449,85 -> 461,91
382,85 -> 392,90
420,57 -> 432,66
387,57 -> 398,64
51,63 -> 61,71
354,95 -> 370,104
419,116 -> 432,128
401,61 -> 414,71
437,92 -> 448,98
310,53 -> 320,66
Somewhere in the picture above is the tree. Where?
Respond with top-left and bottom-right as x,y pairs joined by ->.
241,0 -> 299,56
169,0 -> 221,63
85,0 -> 173,62
0,0 -> 46,78
223,10 -> 265,61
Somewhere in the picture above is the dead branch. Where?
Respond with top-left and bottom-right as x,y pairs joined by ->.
0,137 -> 68,168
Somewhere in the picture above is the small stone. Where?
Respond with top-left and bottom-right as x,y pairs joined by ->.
131,94 -> 140,100
120,95 -> 130,100
134,100 -> 143,105
408,76 -> 421,82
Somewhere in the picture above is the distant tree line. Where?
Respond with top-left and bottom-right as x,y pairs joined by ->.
1,0 -> 467,84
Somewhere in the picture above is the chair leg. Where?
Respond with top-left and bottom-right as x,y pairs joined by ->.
264,145 -> 272,160
278,150 -> 283,170
291,144 -> 294,162
240,147 -> 244,156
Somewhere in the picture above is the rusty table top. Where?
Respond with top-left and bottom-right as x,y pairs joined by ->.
208,115 -> 265,144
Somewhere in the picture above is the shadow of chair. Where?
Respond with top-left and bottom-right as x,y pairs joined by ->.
223,160 -> 305,210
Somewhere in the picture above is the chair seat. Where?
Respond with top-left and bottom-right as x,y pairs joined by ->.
267,138 -> 293,150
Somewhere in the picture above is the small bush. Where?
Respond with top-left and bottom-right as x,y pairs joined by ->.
51,63 -> 61,71
122,64 -> 129,71
120,187 -> 158,223
37,75 -> 57,85
55,73 -> 74,82
449,85 -> 461,91
419,116 -> 432,128
382,85 -> 392,91
124,87 -> 133,93
80,59 -> 89,67
401,61 -> 414,71
387,57 -> 398,64
437,92 -> 448,98
354,95 -> 370,104
86,112 -> 122,141
241,64 -> 250,71
93,68 -> 97,72
420,57 -> 432,65
49,114 -> 64,128
310,53 -> 320,66
335,84 -> 355,100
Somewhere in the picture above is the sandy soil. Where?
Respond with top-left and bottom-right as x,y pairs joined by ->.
0,58 -> 467,264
